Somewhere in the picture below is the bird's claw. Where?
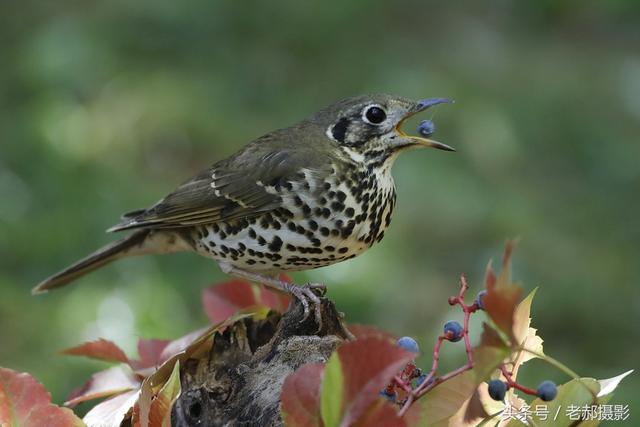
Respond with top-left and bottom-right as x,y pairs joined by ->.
286,282 -> 325,331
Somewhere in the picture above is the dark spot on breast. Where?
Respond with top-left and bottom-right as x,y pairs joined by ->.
345,207 -> 355,218
269,236 -> 283,252
338,247 -> 349,254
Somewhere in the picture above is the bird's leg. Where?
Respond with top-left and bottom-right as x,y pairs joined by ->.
217,263 -> 325,329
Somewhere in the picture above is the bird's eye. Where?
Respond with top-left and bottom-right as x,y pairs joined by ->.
363,105 -> 387,124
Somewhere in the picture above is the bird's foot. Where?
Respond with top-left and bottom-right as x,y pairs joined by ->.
284,282 -> 326,331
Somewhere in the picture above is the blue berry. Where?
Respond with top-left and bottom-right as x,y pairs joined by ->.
416,374 -> 433,388
475,290 -> 487,310
443,320 -> 463,342
537,380 -> 557,401
379,389 -> 396,402
397,336 -> 419,353
417,119 -> 435,137
487,379 -> 508,401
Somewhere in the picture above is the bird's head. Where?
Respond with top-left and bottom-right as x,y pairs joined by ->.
311,94 -> 454,164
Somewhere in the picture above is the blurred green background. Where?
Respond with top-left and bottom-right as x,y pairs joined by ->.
1,0 -> 638,421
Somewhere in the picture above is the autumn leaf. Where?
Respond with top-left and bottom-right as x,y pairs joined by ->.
133,361 -> 182,427
202,278 -> 291,323
482,242 -> 523,344
0,367 -> 84,427
83,389 -> 139,427
66,365 -> 141,407
62,338 -> 129,364
345,324 -> 396,342
509,377 -> 600,427
352,399 -> 406,427
406,370 -> 478,426
319,337 -> 414,427
281,363 -> 325,427
133,338 -> 171,370
473,323 -> 509,382
509,289 -> 544,380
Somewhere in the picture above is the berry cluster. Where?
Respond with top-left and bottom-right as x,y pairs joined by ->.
487,378 -> 558,402
379,276 -> 558,416
474,289 -> 558,403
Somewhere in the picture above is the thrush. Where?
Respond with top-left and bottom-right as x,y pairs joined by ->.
34,94 -> 454,325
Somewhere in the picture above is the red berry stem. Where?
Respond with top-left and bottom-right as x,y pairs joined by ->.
499,365 -> 538,396
398,275 -> 479,417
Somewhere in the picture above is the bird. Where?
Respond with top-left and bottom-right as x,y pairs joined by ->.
34,94 -> 454,326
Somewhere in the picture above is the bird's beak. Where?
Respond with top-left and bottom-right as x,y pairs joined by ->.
394,98 -> 456,152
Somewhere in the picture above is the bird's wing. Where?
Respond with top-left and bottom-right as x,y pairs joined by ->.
108,135 -> 333,231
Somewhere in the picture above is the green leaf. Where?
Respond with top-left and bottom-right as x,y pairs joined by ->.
320,354 -> 343,427
473,323 -> 509,382
511,377 -> 600,427
407,370 -> 477,426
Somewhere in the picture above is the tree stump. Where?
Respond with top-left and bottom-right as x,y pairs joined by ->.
171,297 -> 350,426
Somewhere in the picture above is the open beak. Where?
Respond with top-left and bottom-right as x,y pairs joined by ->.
395,98 -> 456,152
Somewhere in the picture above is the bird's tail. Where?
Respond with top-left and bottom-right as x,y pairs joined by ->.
32,229 -> 186,294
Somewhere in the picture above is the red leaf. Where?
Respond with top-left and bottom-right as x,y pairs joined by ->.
353,400 -> 405,427
0,367 -> 83,427
158,326 -> 210,365
134,338 -> 171,370
202,279 -> 291,324
347,324 -> 396,342
65,365 -> 141,407
259,281 -> 291,313
62,338 -> 129,364
280,363 -> 325,427
336,337 -> 414,426
202,279 -> 258,323
482,244 -> 523,343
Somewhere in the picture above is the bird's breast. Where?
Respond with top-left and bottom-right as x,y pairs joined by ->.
190,164 -> 397,272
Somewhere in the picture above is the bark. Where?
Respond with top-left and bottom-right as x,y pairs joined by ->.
171,296 -> 350,427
